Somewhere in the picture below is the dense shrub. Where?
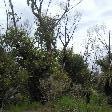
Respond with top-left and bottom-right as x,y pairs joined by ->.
39,59 -> 71,101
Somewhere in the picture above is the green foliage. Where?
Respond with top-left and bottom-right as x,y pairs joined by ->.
38,52 -> 71,100
96,54 -> 112,103
8,102 -> 41,112
0,43 -> 28,107
5,95 -> 112,112
34,15 -> 57,51
55,95 -> 112,112
1,0 -> 112,111
96,53 -> 112,73
55,96 -> 78,111
90,90 -> 107,106
0,27 -> 50,101
59,49 -> 90,85
0,27 -> 71,105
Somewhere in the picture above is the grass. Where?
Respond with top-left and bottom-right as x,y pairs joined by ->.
5,95 -> 112,112
7,102 -> 41,112
54,95 -> 112,112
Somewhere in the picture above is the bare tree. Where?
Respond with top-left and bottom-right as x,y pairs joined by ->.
84,25 -> 111,73
27,0 -> 82,26
27,0 -> 82,50
3,0 -> 9,31
56,11 -> 81,68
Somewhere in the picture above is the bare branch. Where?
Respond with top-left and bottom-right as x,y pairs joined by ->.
55,0 -> 82,27
39,0 -> 44,13
9,0 -> 16,29
45,0 -> 52,16
3,0 -> 9,30
69,25 -> 77,40
59,35 -> 64,46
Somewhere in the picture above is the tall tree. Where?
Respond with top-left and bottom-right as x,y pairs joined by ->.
57,11 -> 81,68
27,0 -> 82,72
27,0 -> 82,51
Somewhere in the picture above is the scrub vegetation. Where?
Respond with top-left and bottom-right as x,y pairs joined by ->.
0,0 -> 112,112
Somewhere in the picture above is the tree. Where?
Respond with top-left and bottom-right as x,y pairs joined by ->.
34,15 -> 57,51
59,49 -> 90,86
1,26 -> 71,105
57,11 -> 81,68
1,0 -> 84,107
96,53 -> 112,104
27,0 -> 82,65
26,1 -> 83,97
84,25 -> 110,73
2,27 -> 48,102
0,35 -> 28,109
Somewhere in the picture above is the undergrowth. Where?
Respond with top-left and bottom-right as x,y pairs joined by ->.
5,95 -> 112,112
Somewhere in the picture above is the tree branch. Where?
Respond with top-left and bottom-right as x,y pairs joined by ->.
9,0 -> 16,29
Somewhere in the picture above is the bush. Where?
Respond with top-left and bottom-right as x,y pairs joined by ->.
5,95 -> 112,112
55,96 -> 78,112
40,60 -> 71,101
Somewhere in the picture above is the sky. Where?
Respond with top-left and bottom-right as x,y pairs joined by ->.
0,0 -> 112,55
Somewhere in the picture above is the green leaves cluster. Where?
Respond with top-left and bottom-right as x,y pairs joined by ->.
59,49 -> 90,85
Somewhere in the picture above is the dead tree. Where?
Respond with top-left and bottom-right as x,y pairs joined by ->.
57,11 -> 81,68
84,25 -> 109,72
